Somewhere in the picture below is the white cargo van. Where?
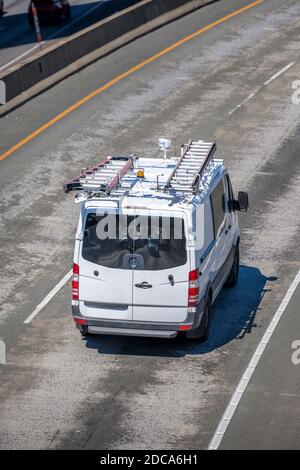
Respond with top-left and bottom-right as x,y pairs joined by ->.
64,140 -> 248,341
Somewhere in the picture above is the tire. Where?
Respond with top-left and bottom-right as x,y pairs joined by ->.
200,295 -> 212,342
225,245 -> 240,288
187,295 -> 212,342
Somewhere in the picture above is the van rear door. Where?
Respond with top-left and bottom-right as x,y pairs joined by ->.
79,211 -> 133,320
132,213 -> 190,323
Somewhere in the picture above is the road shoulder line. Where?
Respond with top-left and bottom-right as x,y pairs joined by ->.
24,270 -> 72,324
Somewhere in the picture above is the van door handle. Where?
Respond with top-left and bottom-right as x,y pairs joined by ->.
135,282 -> 153,289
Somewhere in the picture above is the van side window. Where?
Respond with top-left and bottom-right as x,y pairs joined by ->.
210,180 -> 226,238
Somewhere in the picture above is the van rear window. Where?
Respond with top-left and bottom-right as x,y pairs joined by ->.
82,214 -> 187,270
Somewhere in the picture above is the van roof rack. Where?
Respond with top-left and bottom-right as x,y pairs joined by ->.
164,140 -> 217,194
63,140 -> 221,203
63,156 -> 134,194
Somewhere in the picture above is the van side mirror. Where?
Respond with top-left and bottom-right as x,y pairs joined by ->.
233,191 -> 249,212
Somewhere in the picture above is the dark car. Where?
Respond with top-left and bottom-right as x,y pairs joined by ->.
28,0 -> 71,25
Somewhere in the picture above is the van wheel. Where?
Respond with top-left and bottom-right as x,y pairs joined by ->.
225,245 -> 239,288
200,296 -> 212,342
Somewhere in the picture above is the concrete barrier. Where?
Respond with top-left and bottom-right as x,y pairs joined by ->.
0,0 -> 217,113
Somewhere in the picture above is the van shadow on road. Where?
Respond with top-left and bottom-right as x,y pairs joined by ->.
84,265 -> 277,358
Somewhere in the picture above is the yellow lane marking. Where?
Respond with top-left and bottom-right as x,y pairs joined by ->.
0,0 -> 264,162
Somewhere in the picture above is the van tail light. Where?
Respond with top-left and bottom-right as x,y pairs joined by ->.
188,268 -> 200,307
72,263 -> 79,301
179,324 -> 193,331
74,317 -> 87,326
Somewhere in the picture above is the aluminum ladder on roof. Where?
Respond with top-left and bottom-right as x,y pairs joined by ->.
63,156 -> 133,194
165,140 -> 217,194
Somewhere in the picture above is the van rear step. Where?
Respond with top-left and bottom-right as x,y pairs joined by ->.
88,326 -> 177,338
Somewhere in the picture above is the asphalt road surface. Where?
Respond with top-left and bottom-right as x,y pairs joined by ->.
0,0 -> 140,72
0,0 -> 300,450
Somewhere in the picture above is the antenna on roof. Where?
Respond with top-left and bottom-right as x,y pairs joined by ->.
158,138 -> 172,162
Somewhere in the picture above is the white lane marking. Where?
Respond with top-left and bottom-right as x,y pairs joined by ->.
228,105 -> 241,116
245,91 -> 256,100
228,87 -> 261,116
228,62 -> 296,116
208,268 -> 300,450
264,61 -> 295,86
24,269 -> 72,324
0,1 -> 106,73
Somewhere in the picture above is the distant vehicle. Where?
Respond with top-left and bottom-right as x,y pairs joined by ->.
0,1 -> 4,17
28,0 -> 71,25
64,139 -> 249,342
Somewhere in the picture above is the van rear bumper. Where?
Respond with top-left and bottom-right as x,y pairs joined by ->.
87,326 -> 178,338
72,299 -> 205,339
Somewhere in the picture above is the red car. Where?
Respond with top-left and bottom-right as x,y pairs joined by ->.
28,0 -> 71,25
